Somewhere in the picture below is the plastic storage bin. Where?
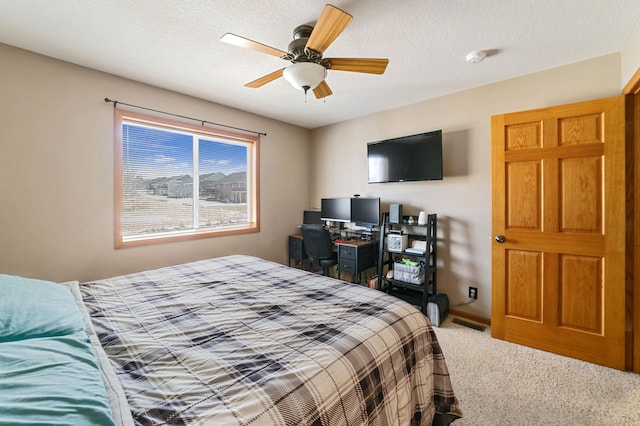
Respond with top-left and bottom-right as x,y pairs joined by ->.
393,262 -> 424,284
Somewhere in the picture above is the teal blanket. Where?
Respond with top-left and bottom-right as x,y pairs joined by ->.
0,274 -> 115,425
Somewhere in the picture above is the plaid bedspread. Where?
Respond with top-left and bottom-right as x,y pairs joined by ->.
80,255 -> 461,425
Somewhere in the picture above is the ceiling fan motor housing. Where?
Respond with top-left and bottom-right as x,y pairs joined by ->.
288,24 -> 321,63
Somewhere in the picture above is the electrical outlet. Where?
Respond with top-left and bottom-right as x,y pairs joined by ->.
468,286 -> 478,299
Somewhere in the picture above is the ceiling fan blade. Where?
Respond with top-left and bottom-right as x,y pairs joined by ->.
220,33 -> 287,58
305,5 -> 353,54
245,69 -> 285,88
325,58 -> 389,74
313,80 -> 333,99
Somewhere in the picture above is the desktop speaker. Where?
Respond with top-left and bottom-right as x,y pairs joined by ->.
389,204 -> 403,224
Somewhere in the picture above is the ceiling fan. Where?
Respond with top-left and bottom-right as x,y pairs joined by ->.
220,4 -> 389,99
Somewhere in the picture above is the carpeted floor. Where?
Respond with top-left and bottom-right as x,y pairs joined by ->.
432,316 -> 640,425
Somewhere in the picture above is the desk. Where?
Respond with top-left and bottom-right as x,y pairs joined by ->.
288,234 -> 377,283
335,239 -> 376,284
288,234 -> 308,268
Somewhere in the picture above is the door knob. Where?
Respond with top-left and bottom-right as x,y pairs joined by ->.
495,235 -> 506,243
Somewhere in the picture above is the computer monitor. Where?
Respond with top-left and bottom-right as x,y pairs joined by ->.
350,197 -> 380,227
320,198 -> 351,222
303,210 -> 324,225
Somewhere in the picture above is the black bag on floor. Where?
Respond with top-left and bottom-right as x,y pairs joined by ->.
427,293 -> 449,327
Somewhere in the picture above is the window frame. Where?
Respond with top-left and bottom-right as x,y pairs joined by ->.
114,109 -> 260,248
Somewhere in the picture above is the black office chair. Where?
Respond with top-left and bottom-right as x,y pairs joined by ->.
301,224 -> 338,277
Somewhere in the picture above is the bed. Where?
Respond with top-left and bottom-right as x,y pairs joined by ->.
0,255 -> 461,425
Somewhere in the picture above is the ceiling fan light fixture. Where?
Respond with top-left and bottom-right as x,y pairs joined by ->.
283,62 -> 327,93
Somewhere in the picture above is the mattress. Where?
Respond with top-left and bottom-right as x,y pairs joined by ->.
79,254 -> 461,425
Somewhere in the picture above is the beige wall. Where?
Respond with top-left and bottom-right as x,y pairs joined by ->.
622,17 -> 640,88
309,54 -> 622,319
0,43 -> 311,283
0,41 -> 629,320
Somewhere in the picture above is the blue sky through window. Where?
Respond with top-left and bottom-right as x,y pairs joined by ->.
123,124 -> 247,180
199,138 -> 247,176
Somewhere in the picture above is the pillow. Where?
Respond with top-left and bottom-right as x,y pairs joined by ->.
0,274 -> 85,342
59,280 -> 96,336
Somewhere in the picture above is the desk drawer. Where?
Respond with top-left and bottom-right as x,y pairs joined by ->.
339,260 -> 356,274
289,237 -> 304,251
290,249 -> 307,261
339,245 -> 357,260
288,236 -> 308,262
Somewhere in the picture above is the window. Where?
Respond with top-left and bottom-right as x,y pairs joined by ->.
115,110 -> 259,247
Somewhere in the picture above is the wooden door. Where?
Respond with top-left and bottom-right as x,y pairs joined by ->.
491,96 -> 627,370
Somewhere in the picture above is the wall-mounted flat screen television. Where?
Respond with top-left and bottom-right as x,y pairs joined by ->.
350,197 -> 380,227
367,130 -> 443,183
320,198 -> 351,222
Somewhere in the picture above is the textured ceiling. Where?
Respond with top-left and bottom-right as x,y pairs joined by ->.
1,0 -> 639,129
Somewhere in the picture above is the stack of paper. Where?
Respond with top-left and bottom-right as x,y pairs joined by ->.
405,240 -> 427,255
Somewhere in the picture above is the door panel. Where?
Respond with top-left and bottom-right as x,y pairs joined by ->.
506,161 -> 541,229
558,254 -> 602,333
559,157 -> 602,233
558,113 -> 603,146
492,96 -> 627,370
506,122 -> 542,150
505,250 -> 542,321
